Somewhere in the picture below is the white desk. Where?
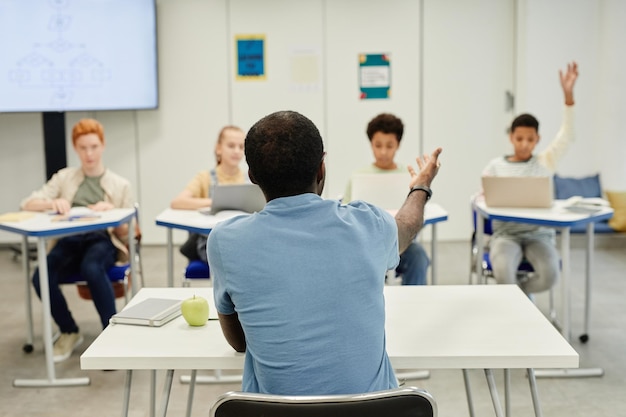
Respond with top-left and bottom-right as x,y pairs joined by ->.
0,208 -> 136,387
155,203 -> 448,287
81,285 -> 577,417
473,198 -> 613,378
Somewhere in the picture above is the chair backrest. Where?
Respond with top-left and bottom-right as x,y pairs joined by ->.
209,387 -> 436,417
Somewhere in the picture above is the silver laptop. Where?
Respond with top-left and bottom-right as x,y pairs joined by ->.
482,176 -> 554,208
208,183 -> 266,215
351,173 -> 410,210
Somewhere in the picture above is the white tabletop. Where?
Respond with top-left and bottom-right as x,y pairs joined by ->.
0,208 -> 135,237
81,285 -> 578,371
155,209 -> 248,235
474,199 -> 613,227
156,203 -> 448,286
156,203 -> 448,235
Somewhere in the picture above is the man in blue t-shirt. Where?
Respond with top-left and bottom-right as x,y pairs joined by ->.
209,110 -> 442,395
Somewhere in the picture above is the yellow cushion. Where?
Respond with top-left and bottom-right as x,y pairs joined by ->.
606,191 -> 626,232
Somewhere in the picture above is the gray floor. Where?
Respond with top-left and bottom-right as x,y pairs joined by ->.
1,237 -> 625,417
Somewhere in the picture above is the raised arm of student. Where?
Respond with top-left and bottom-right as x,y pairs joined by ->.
560,61 -> 578,106
395,147 -> 442,254
540,62 -> 579,170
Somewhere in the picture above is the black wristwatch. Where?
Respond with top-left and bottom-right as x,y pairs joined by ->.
407,185 -> 432,201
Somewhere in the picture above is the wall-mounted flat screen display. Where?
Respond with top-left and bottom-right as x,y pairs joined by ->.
0,0 -> 158,112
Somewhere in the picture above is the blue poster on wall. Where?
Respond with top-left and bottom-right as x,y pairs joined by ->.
359,53 -> 390,99
236,35 -> 266,80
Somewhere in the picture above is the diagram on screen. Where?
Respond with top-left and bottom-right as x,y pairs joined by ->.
7,0 -> 112,108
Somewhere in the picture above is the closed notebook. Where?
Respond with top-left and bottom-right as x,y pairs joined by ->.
109,298 -> 183,327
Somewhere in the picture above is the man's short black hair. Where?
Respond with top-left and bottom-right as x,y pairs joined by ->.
510,113 -> 539,133
245,110 -> 324,198
366,113 -> 404,142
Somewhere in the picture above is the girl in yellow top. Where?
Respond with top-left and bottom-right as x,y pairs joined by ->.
171,126 -> 247,261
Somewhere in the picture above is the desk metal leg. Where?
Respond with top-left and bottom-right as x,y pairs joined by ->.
581,223 -> 594,343
167,228 -> 174,287
128,218 -> 138,296
561,228 -> 571,342
151,370 -> 157,417
535,227 -> 604,379
462,369 -> 476,417
159,370 -> 174,417
475,215 -> 485,285
430,224 -> 437,285
484,369 -> 504,417
527,368 -> 543,417
13,239 -> 90,388
122,370 -> 132,417
22,236 -> 34,353
185,370 -> 197,417
504,369 -> 510,417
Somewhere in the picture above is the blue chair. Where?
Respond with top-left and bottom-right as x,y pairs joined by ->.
62,262 -> 134,304
182,260 -> 210,286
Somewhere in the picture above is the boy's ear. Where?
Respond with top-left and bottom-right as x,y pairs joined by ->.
316,160 -> 326,195
248,169 -> 258,185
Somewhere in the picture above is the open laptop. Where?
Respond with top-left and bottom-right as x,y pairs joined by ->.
206,183 -> 266,215
481,176 -> 554,208
351,173 -> 410,210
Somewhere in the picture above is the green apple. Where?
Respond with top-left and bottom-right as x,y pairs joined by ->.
181,295 -> 209,326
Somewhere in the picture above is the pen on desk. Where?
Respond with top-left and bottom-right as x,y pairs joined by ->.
68,214 -> 101,221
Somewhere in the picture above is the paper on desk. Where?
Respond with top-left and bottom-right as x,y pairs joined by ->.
0,212 -> 36,222
51,207 -> 101,222
563,196 -> 610,214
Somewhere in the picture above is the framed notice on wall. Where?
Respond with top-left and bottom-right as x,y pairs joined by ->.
236,34 -> 266,80
359,53 -> 391,99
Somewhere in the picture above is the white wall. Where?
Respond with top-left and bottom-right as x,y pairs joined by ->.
516,0 -> 600,180
2,0 -> 625,245
134,0 -> 231,245
516,0 -> 626,190
422,0 -> 515,241
324,0 -> 422,200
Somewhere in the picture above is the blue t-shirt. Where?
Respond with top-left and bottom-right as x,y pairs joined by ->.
209,193 -> 399,395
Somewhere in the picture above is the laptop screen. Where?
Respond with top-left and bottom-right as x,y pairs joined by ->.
481,176 -> 553,208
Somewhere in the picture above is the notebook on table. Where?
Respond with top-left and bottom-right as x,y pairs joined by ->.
204,184 -> 266,215
351,173 -> 410,210
481,176 -> 554,208
109,298 -> 183,327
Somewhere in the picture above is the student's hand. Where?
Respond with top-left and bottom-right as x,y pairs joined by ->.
51,198 -> 71,214
88,201 -> 115,211
407,147 -> 442,189
560,61 -> 578,106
